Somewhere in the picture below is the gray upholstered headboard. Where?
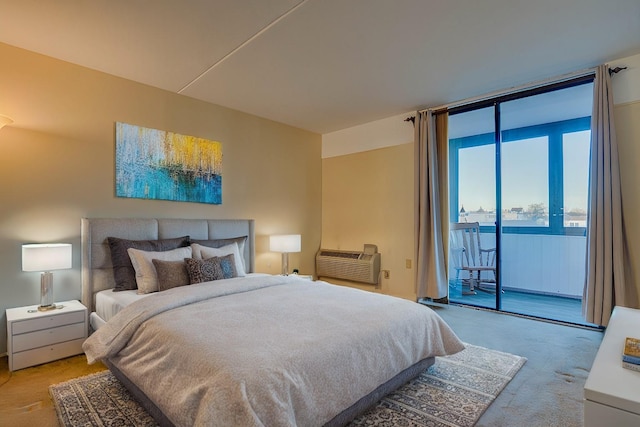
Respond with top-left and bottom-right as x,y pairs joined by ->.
81,218 -> 255,312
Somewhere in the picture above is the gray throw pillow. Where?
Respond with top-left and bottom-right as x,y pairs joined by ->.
107,236 -> 190,291
152,259 -> 190,291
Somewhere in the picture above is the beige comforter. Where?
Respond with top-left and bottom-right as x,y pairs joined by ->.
83,275 -> 464,427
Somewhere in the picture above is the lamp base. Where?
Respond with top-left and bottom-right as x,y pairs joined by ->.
40,271 -> 55,310
38,303 -> 58,312
281,252 -> 289,276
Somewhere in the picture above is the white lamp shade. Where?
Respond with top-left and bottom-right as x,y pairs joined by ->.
22,243 -> 72,272
269,234 -> 301,253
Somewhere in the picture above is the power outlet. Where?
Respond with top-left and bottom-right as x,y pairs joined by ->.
383,270 -> 390,279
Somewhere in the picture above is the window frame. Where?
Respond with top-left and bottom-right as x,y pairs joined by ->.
449,115 -> 591,237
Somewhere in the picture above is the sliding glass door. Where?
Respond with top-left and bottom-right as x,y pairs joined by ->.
447,78 -> 594,325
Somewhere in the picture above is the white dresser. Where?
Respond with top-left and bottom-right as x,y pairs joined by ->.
6,300 -> 87,371
584,306 -> 640,426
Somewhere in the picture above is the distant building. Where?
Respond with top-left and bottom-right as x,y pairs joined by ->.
459,207 -> 496,225
459,205 -> 468,221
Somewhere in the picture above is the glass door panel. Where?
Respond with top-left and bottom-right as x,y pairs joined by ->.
448,107 -> 496,309
498,83 -> 592,323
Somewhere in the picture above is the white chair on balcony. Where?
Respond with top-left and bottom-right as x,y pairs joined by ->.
449,222 -> 497,295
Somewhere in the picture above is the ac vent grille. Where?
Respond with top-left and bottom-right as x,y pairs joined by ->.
316,246 -> 380,285
319,251 -> 359,259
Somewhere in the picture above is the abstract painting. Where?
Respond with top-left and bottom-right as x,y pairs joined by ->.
115,122 -> 222,204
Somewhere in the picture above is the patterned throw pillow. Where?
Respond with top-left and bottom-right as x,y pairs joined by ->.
217,254 -> 238,279
184,254 -> 238,284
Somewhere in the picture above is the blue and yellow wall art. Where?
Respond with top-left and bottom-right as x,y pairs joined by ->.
115,122 -> 222,204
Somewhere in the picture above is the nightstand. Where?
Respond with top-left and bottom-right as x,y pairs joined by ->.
6,300 -> 87,371
584,306 -> 640,425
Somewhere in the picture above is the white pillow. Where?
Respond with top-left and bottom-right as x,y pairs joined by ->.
192,242 -> 246,277
189,237 -> 247,272
128,246 -> 193,294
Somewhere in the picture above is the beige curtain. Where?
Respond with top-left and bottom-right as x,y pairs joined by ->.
582,64 -> 626,326
414,110 -> 449,299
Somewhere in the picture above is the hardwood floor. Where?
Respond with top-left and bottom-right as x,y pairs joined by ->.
0,354 -> 106,427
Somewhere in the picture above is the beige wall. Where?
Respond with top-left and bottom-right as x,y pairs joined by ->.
321,143 -> 416,300
0,43 -> 322,354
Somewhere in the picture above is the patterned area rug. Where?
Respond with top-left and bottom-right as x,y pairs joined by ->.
50,344 -> 525,427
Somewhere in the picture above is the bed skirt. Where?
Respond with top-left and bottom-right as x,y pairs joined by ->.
106,356 -> 436,427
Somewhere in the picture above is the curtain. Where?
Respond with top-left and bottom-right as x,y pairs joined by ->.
582,64 -> 626,326
414,110 -> 449,299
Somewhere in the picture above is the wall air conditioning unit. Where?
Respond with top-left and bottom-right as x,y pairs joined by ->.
316,244 -> 381,285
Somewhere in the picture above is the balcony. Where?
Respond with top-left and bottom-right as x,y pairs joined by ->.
448,231 -> 599,327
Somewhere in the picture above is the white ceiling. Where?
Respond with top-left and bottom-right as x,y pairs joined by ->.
1,0 -> 639,134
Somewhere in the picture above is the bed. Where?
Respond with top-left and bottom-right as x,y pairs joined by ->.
81,217 -> 464,427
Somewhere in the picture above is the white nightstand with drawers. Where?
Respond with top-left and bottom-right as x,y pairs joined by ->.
6,300 -> 87,371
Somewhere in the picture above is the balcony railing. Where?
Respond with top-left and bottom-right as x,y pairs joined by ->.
450,231 -> 585,298
448,231 -> 593,326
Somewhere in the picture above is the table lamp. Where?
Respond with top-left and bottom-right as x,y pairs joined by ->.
269,234 -> 301,275
22,243 -> 72,311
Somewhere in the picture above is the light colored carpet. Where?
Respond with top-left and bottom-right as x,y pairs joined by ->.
50,344 -> 525,427
430,304 -> 604,427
